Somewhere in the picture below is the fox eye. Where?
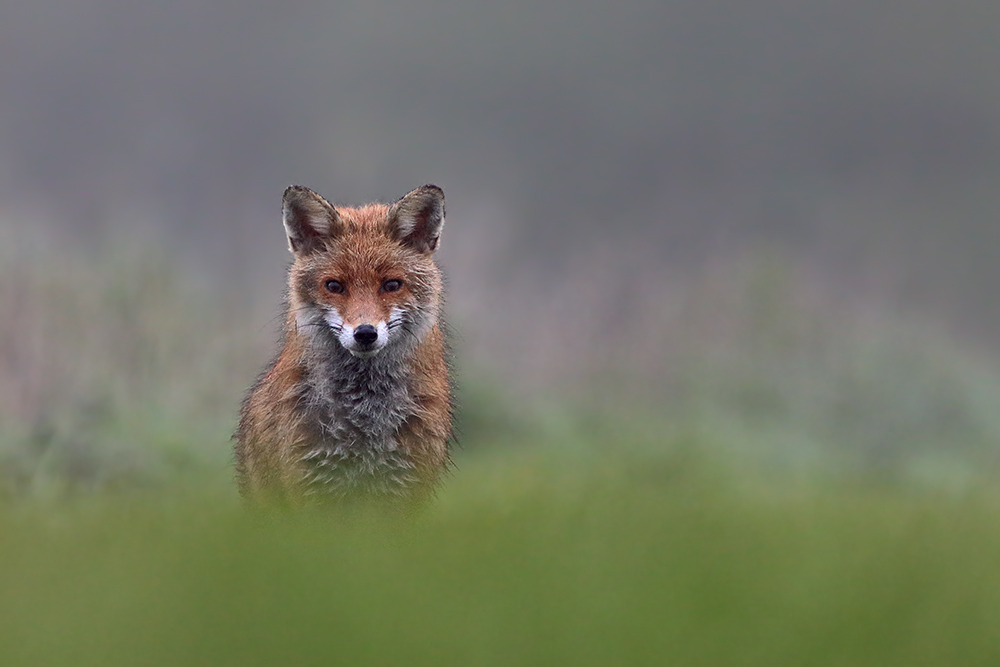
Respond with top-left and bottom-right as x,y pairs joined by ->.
381,279 -> 403,293
325,280 -> 345,294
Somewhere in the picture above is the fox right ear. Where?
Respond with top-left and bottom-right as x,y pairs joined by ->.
282,185 -> 344,255
386,185 -> 445,254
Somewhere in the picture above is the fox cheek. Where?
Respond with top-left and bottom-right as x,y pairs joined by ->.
323,308 -> 344,331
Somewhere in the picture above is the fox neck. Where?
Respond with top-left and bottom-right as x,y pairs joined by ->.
290,318 -> 424,496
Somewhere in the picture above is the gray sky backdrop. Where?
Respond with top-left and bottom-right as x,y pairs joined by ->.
2,0 -> 999,339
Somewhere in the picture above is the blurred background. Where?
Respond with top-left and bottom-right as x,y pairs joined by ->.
3,0 -> 999,492
0,0 -> 1000,495
3,1 -> 1000,663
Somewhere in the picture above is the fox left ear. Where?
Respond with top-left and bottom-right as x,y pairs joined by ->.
386,185 -> 445,254
282,185 -> 344,256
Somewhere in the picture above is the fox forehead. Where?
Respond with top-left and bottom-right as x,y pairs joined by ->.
290,211 -> 435,289
335,202 -> 392,232
310,239 -> 412,284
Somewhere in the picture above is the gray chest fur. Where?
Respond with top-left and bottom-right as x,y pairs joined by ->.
297,345 -> 420,497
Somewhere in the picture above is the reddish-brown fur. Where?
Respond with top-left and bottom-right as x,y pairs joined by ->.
235,186 -> 452,506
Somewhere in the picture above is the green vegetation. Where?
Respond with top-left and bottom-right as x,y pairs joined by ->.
2,243 -> 1000,664
2,449 -> 1000,666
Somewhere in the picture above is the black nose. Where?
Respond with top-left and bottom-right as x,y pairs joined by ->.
353,324 -> 378,346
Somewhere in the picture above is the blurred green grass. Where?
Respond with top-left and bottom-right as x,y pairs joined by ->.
2,450 -> 1000,666
3,238 -> 1000,663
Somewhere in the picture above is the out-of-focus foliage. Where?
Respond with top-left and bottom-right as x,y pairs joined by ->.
2,452 -> 1000,666
0,234 -> 254,497
2,235 -> 998,497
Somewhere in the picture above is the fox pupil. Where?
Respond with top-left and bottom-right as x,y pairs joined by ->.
325,280 -> 344,294
382,279 -> 402,293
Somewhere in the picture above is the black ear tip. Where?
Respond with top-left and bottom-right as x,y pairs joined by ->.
283,185 -> 313,202
421,184 -> 444,197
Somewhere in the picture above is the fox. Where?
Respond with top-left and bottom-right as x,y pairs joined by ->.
235,184 -> 453,506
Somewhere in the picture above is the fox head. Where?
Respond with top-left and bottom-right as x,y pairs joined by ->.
282,184 -> 445,359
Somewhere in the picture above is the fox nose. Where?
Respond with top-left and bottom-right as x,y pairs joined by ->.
353,324 -> 378,346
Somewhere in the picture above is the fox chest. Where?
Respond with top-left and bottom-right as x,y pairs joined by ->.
295,369 -> 420,495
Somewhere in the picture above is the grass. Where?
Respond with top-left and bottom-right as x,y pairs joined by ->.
3,236 -> 1000,664
2,448 -> 1000,666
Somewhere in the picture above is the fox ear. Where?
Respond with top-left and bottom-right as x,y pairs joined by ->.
386,185 -> 445,254
282,185 -> 344,255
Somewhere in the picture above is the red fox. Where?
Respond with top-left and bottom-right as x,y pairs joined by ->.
235,184 -> 452,505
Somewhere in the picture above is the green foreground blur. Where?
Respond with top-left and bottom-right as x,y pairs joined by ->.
2,448 -> 999,667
